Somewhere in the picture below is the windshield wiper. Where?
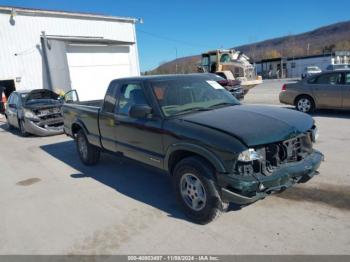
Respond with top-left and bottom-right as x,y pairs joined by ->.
209,102 -> 235,108
173,107 -> 211,116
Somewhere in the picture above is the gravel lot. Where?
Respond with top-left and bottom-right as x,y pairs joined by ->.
0,79 -> 349,255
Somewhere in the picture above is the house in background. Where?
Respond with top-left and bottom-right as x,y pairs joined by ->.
256,51 -> 350,79
0,6 -> 140,101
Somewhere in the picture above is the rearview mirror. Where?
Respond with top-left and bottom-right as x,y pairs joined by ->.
129,104 -> 152,119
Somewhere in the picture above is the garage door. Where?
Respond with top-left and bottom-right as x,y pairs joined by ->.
66,45 -> 132,101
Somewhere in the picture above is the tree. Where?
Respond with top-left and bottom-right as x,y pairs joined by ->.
263,49 -> 282,59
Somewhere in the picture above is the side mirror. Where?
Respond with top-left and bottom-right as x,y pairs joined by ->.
8,103 -> 17,109
129,104 -> 152,119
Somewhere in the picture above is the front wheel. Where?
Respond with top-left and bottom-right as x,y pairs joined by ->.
173,156 -> 228,224
5,116 -> 13,130
19,119 -> 28,137
295,96 -> 315,113
76,129 -> 100,165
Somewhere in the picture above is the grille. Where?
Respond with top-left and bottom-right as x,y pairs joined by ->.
235,133 -> 313,177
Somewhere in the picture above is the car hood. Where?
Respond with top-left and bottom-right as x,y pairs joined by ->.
24,99 -> 62,110
180,105 -> 314,147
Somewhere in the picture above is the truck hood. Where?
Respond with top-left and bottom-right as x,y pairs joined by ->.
180,105 -> 314,147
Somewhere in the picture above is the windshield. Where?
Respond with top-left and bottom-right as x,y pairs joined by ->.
151,77 -> 240,117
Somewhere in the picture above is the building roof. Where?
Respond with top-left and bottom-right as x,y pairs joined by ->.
258,53 -> 335,63
0,5 -> 138,23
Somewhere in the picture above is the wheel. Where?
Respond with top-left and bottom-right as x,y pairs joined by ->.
76,129 -> 100,165
5,116 -> 13,130
172,156 -> 227,224
295,96 -> 315,113
19,119 -> 29,137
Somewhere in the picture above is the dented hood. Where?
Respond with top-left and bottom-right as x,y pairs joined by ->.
181,105 -> 314,147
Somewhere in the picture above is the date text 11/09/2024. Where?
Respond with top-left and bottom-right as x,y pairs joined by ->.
127,255 -> 219,261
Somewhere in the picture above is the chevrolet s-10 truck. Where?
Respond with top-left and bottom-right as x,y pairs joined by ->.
62,74 -> 323,224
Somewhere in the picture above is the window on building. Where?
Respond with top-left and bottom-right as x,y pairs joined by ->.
291,62 -> 296,68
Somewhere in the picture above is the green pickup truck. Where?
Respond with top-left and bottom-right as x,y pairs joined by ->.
62,74 -> 323,224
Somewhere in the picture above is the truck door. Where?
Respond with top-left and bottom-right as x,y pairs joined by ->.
113,82 -> 164,168
342,72 -> 350,109
312,72 -> 343,108
99,81 -> 119,152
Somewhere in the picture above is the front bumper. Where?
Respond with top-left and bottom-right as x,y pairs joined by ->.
23,117 -> 64,136
218,150 -> 324,205
230,90 -> 245,100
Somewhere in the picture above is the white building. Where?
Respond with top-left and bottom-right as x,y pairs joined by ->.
0,6 -> 140,101
256,51 -> 350,79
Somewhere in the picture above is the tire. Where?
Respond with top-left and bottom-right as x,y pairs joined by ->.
5,116 -> 13,130
172,156 -> 227,224
295,95 -> 315,113
18,119 -> 29,137
76,129 -> 100,165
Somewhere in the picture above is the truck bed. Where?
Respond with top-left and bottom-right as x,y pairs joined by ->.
62,100 -> 103,140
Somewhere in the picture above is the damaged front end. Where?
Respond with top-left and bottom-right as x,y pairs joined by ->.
22,106 -> 64,136
218,129 -> 324,204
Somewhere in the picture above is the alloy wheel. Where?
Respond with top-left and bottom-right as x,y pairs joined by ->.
297,98 -> 311,113
180,173 -> 207,211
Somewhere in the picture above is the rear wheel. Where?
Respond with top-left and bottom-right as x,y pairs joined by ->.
76,129 -> 100,165
19,119 -> 28,137
173,156 -> 227,224
295,96 -> 315,113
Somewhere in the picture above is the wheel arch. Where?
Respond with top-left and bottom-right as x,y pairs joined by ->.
294,94 -> 316,107
71,120 -> 89,137
165,143 -> 227,175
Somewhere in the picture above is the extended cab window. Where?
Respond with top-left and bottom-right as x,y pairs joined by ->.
102,84 -> 117,113
116,83 -> 148,116
316,73 -> 342,85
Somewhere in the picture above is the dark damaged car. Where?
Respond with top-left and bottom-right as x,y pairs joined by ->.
62,74 -> 324,224
5,89 -> 64,136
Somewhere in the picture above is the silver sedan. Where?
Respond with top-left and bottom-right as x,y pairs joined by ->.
279,70 -> 350,113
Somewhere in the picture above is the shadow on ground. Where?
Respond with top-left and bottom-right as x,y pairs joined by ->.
40,140 -> 241,222
280,107 -> 350,120
311,109 -> 350,120
275,183 -> 350,211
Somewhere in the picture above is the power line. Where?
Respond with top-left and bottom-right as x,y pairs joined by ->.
136,29 -> 212,49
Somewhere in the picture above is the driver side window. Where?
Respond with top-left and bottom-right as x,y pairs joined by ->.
116,83 -> 148,116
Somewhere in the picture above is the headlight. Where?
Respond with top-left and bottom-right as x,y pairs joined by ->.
24,109 -> 39,120
238,148 -> 263,162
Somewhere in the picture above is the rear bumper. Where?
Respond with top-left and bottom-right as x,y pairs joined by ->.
218,150 -> 324,205
23,118 -> 64,136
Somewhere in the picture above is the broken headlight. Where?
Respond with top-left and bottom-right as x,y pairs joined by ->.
237,148 -> 263,162
24,109 -> 40,121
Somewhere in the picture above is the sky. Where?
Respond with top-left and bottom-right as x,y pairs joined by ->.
1,0 -> 350,71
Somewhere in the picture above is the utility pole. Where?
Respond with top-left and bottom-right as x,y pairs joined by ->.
307,43 -> 310,56
175,47 -> 178,74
